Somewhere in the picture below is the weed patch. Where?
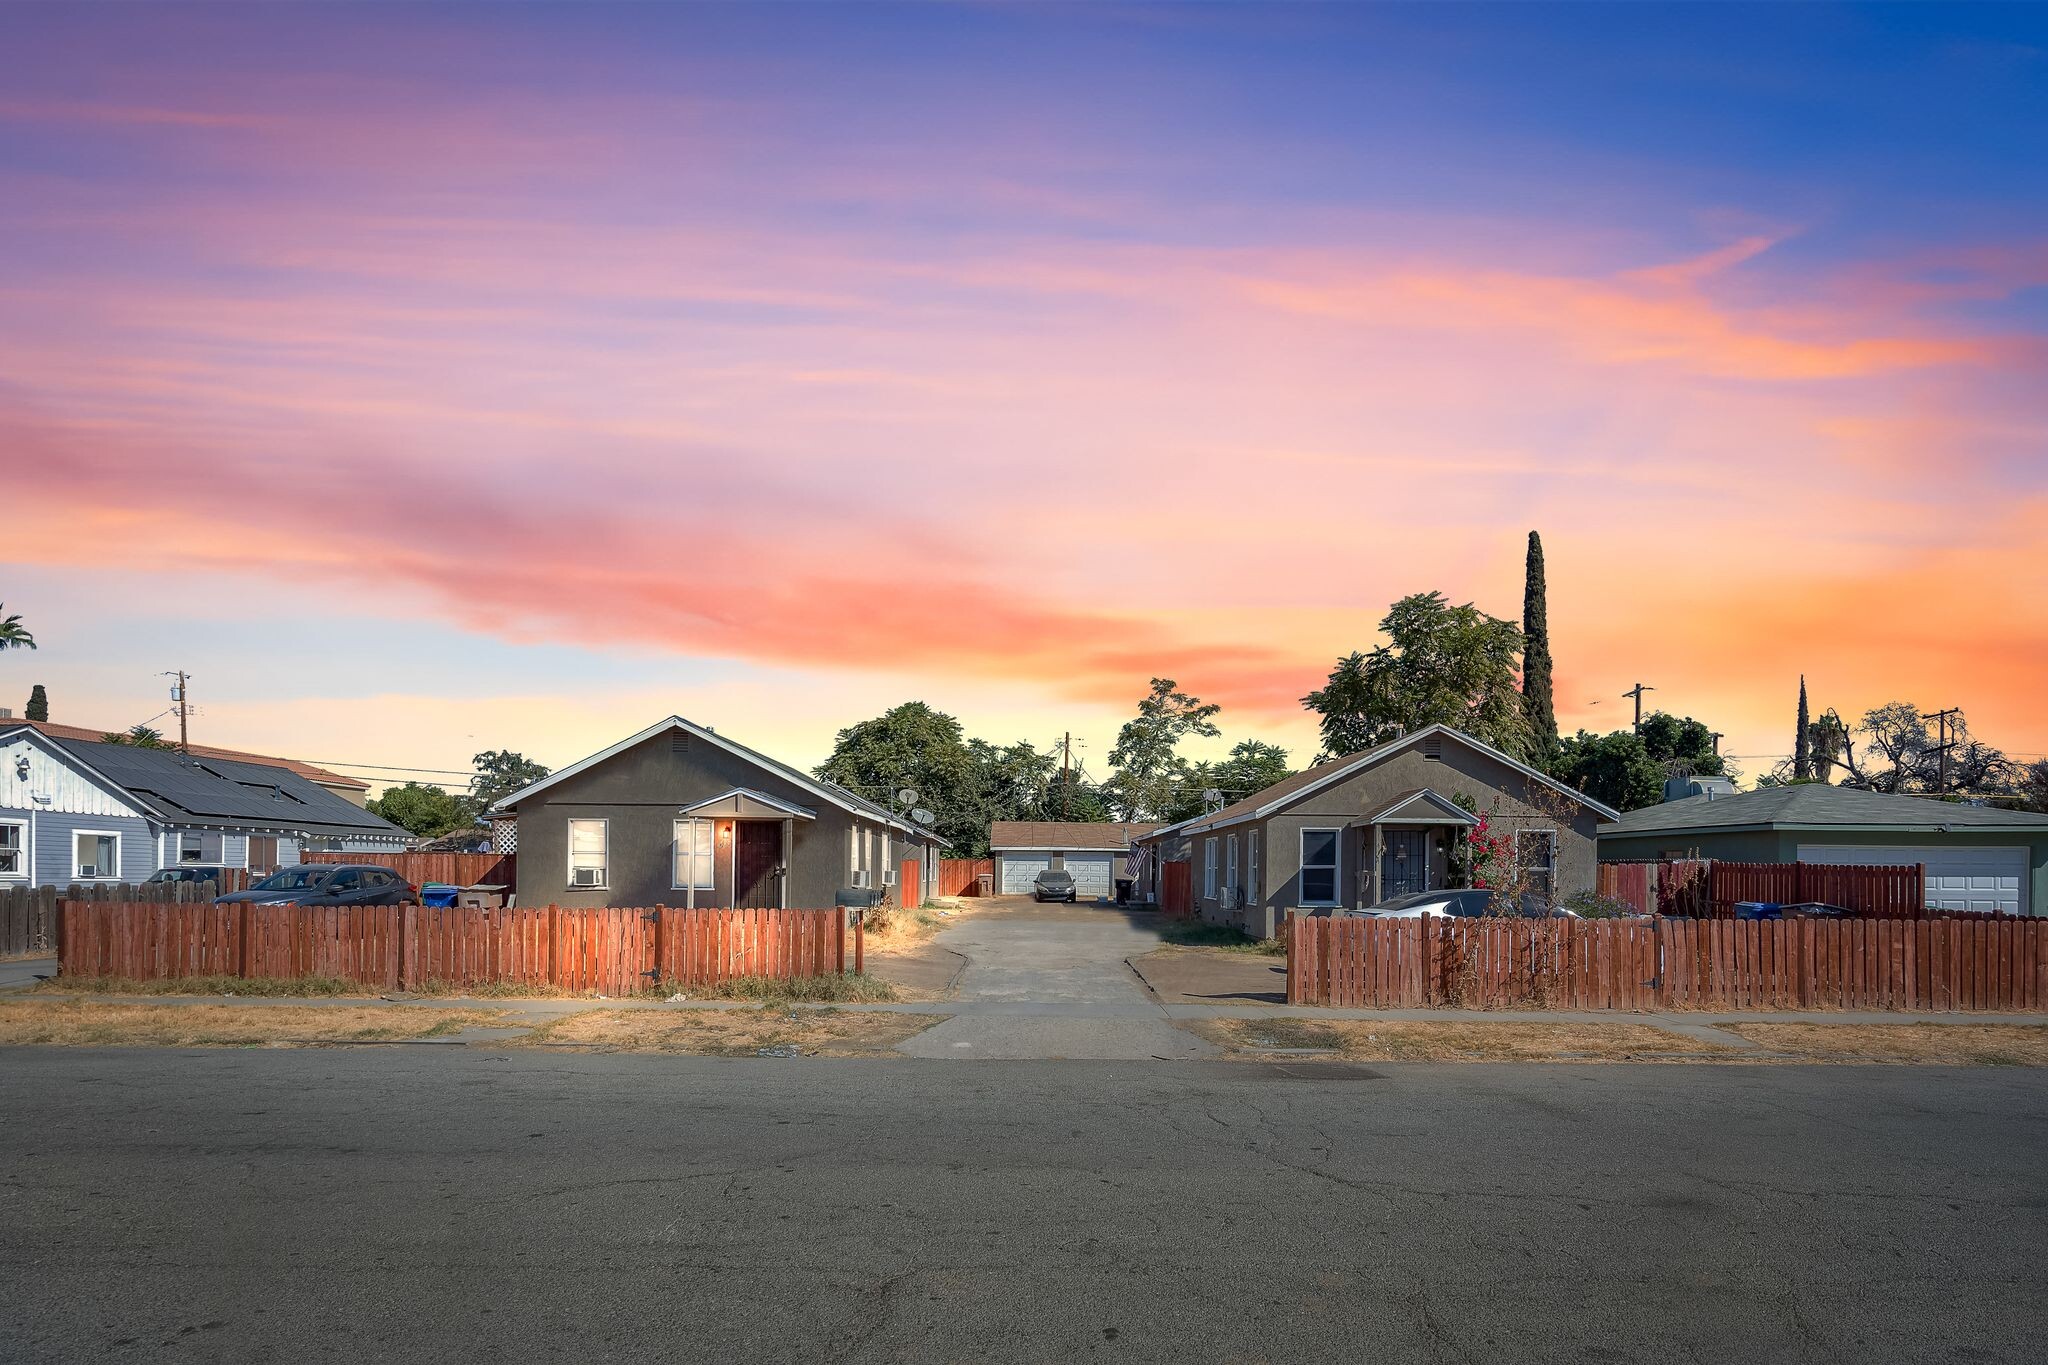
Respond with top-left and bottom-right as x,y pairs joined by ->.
0,1000 -> 508,1047
1155,921 -> 1283,955
39,974 -> 366,998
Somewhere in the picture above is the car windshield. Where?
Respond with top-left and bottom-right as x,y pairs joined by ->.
1374,892 -> 1452,911
252,868 -> 329,891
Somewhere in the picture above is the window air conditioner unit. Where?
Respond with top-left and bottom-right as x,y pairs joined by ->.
883,868 -> 897,885
1220,887 -> 1239,911
852,869 -> 869,888
572,867 -> 603,888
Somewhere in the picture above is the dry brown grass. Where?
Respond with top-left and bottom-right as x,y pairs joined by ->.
1199,1017 -> 1739,1063
510,1006 -> 937,1057
0,1000 -> 510,1048
1725,1022 -> 2048,1066
39,974 -> 367,997
862,900 -> 977,955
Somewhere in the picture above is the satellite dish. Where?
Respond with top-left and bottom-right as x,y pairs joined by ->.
911,808 -> 937,827
897,787 -> 920,806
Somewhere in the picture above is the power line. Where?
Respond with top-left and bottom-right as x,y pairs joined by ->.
301,760 -> 477,777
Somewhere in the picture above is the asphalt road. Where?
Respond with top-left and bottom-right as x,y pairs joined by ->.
3,1050 -> 2043,1363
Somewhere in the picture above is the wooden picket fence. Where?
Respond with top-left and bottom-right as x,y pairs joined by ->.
1,879 -> 248,957
1288,913 -> 2048,1013
59,902 -> 859,993
937,858 -> 993,897
299,851 -> 515,887
1596,860 -> 1927,918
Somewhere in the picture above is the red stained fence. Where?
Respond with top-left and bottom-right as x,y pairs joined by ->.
60,902 -> 858,993
1,879 -> 251,957
937,858 -> 993,897
1597,860 -> 1926,918
1159,860 -> 1193,920
299,851 -> 515,888
1288,913 -> 2048,1013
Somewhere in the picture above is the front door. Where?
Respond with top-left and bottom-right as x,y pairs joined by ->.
734,822 -> 784,909
1381,828 -> 1428,898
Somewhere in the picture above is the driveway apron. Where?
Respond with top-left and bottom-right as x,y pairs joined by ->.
896,900 -> 1215,1060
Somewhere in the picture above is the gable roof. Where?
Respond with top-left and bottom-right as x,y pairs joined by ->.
1605,783 -> 2048,837
489,716 -> 925,836
2,725 -> 408,839
989,821 -> 1162,851
1364,788 -> 1480,825
1141,724 -> 1621,838
0,717 -> 368,793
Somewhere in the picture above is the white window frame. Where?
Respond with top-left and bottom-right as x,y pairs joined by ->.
1298,827 -> 1340,906
848,826 -> 859,878
671,817 -> 715,890
881,832 -> 891,875
1516,828 -> 1558,901
177,830 -> 224,864
1246,831 -> 1258,909
1203,838 -> 1218,899
1226,834 -> 1238,897
566,818 -> 609,889
75,829 -> 121,881
0,819 -> 25,879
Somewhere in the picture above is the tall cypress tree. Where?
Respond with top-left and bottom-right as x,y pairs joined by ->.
1794,676 -> 1812,781
25,684 -> 47,722
1520,531 -> 1557,753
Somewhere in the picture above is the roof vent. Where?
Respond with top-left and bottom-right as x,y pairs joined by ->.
1422,736 -> 1443,761
670,735 -> 691,755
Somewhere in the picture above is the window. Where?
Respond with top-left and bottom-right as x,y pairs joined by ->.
1246,832 -> 1258,907
881,832 -> 891,873
1203,838 -> 1218,898
76,831 -> 120,879
0,821 -> 22,878
567,819 -> 608,888
672,818 -> 714,889
178,831 -> 224,864
1226,835 -> 1238,897
1299,828 -> 1339,905
247,836 -> 278,873
1517,829 -> 1557,903
848,827 -> 859,877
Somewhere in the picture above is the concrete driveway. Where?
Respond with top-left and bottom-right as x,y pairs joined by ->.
897,896 -> 1213,1060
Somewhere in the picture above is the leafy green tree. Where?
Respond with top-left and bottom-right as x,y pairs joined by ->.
25,684 -> 48,721
369,781 -> 472,838
818,702 -> 979,851
470,749 -> 551,813
1211,740 -> 1293,802
1521,531 -> 1556,756
99,724 -> 174,749
1552,729 -> 1664,811
1302,592 -> 1532,761
1636,712 -> 1725,777
0,603 -> 34,653
1104,679 -> 1221,821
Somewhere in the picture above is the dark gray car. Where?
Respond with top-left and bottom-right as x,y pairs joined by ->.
216,865 -> 417,907
1032,868 -> 1077,903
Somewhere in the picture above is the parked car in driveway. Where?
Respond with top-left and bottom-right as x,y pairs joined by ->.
1032,868 -> 1077,903
216,865 -> 417,907
1324,889 -> 1582,920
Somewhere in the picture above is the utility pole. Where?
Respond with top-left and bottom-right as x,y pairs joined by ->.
1622,682 -> 1655,734
165,670 -> 191,753
1929,707 -> 1960,795
1060,732 -> 1072,819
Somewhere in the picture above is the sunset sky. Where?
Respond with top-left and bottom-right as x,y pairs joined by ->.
3,3 -> 2044,794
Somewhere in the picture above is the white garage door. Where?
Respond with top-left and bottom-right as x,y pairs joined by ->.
1797,845 -> 2028,916
999,853 -> 1052,895
1063,852 -> 1115,898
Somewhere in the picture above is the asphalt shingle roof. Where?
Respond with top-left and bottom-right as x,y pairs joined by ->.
988,821 -> 1162,850
1605,783 -> 2048,836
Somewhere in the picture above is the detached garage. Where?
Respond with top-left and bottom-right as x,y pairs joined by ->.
1599,784 -> 2048,917
989,821 -> 1162,900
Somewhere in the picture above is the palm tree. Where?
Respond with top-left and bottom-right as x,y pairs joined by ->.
0,604 -> 33,652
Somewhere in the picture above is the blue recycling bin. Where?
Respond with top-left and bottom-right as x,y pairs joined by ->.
421,883 -> 461,908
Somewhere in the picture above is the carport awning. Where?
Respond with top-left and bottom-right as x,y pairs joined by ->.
678,788 -> 816,821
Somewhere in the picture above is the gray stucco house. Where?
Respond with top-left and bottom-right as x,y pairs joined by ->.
1598,784 -> 2048,916
0,721 -> 408,887
1136,724 -> 1620,938
490,716 -> 942,910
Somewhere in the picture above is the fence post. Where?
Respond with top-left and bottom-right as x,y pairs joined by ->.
399,903 -> 418,991
854,909 -> 865,976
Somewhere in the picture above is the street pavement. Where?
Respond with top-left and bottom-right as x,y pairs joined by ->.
3,1048 -> 2044,1363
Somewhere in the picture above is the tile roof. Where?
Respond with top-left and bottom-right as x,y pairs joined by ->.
1605,783 -> 2048,835
988,820 -> 1163,850
0,718 -> 369,792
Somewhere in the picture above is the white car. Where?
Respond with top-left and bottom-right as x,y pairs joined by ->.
1349,890 -> 1581,919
